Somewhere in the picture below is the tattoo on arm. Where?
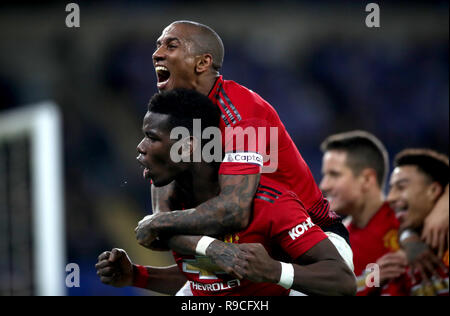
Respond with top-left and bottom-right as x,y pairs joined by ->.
153,174 -> 260,236
205,241 -> 243,272
164,236 -> 241,264
166,235 -> 202,255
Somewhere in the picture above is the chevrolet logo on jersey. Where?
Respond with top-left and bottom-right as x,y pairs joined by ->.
183,256 -> 226,280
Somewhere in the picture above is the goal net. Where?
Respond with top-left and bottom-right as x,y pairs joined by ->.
0,101 -> 66,296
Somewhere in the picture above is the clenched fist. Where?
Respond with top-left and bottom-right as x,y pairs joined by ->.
95,248 -> 133,287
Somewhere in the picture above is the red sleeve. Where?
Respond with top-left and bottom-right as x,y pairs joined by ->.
219,118 -> 276,175
270,194 -> 327,260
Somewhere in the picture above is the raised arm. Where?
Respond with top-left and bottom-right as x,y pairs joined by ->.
136,174 -> 260,247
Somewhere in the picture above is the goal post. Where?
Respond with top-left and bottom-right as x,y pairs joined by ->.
0,101 -> 66,296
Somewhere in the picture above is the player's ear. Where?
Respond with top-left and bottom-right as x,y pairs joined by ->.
195,54 -> 213,74
361,168 -> 377,191
426,181 -> 443,203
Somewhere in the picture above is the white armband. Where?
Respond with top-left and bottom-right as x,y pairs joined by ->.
277,262 -> 294,289
195,236 -> 217,256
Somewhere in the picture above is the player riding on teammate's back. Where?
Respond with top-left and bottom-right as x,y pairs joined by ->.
96,89 -> 356,296
137,21 -> 348,251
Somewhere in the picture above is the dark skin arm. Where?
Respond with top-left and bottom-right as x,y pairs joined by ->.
154,236 -> 357,295
95,248 -> 187,295
137,176 -> 355,295
147,235 -> 356,295
205,239 -> 357,296
136,174 -> 260,247
135,182 -> 219,256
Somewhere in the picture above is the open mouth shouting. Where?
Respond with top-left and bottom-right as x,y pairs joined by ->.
155,65 -> 171,90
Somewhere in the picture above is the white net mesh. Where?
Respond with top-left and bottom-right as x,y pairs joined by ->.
0,138 -> 34,295
0,102 -> 65,296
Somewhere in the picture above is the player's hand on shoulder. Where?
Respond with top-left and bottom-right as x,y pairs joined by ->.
95,248 -> 133,287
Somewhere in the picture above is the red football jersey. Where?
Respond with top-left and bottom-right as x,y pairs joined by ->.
173,179 -> 328,296
346,202 -> 400,295
208,76 -> 339,227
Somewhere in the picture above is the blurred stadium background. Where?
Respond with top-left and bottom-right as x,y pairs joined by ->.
0,0 -> 448,295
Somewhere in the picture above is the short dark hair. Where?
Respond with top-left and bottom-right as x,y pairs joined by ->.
321,130 -> 389,190
394,148 -> 449,189
148,88 -> 221,135
172,21 -> 224,71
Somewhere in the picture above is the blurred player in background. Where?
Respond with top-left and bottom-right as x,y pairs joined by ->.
320,130 -> 405,295
96,89 -> 356,296
384,149 -> 449,296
